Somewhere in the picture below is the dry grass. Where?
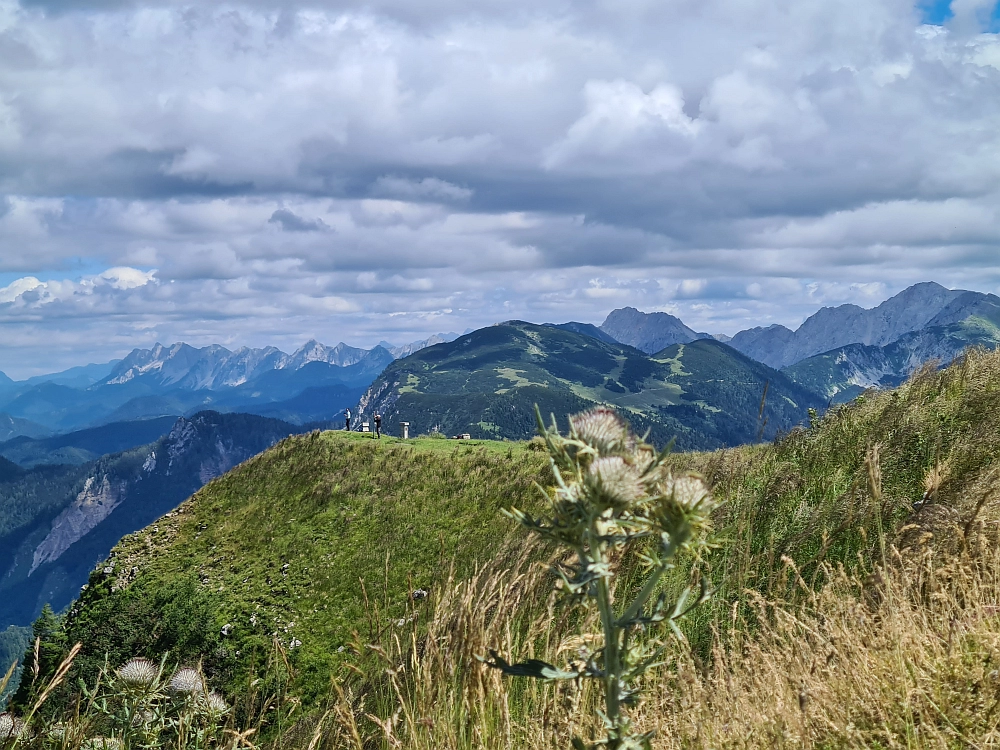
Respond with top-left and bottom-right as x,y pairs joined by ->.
294,530 -> 1000,749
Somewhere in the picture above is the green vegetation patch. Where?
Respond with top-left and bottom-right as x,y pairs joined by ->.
57,431 -> 549,705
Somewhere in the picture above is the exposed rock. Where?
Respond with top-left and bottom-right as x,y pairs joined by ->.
30,475 -> 126,574
731,282 -> 985,369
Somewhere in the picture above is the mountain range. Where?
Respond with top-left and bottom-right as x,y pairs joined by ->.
0,335 -> 461,436
726,282 -> 992,368
357,321 -> 823,449
587,282 -> 1000,403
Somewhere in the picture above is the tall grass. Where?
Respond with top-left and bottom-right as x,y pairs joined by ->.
293,348 -> 1000,748
293,524 -> 1000,748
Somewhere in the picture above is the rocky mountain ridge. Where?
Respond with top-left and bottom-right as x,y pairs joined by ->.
727,282 -> 977,369
597,284 -> 1000,401
783,308 -> 1000,401
599,307 -> 711,353
104,340 -> 392,389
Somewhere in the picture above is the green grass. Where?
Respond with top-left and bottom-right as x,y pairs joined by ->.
56,432 -> 550,706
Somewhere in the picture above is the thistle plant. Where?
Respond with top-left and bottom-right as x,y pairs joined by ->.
71,658 -> 230,749
485,407 -> 717,749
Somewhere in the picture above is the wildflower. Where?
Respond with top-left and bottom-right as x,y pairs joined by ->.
0,713 -> 24,740
205,692 -> 229,715
668,474 -> 711,509
588,456 -> 644,506
569,408 -> 629,455
117,657 -> 158,688
169,667 -> 204,696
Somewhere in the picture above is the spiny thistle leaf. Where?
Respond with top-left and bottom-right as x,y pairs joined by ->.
479,651 -> 580,680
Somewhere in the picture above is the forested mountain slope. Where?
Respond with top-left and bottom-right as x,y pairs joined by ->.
0,416 -> 178,468
0,411 -> 314,635
356,321 -> 822,450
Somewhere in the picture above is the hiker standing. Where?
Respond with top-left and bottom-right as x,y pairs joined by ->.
345,408 -> 352,431
374,413 -> 382,439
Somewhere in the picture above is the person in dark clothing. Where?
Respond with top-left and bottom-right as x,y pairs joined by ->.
345,408 -> 352,431
374,413 -> 382,439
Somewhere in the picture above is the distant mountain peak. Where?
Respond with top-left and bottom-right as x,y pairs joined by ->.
599,307 -> 708,354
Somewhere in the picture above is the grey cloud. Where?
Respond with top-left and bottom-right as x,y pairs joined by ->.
268,208 -> 330,232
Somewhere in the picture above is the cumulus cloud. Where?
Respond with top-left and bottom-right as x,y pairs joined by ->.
0,0 -> 999,376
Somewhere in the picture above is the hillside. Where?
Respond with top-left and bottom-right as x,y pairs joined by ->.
0,416 -> 178,467
15,346 -> 1000,747
0,411 -> 315,636
0,624 -> 29,705
0,413 -> 50,442
783,311 -> 1000,401
355,321 -> 822,450
44,433 -> 551,705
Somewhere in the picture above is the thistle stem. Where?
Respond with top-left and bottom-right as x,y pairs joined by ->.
589,517 -> 622,737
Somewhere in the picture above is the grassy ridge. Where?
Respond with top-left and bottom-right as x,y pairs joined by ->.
57,432 -> 550,705
360,322 -> 823,449
329,347 -> 1000,749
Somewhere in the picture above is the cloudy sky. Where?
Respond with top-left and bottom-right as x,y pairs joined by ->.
1,0 -> 999,376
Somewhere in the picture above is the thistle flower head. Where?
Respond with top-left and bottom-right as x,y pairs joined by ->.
117,657 -> 158,688
0,713 -> 24,740
169,667 -> 204,696
204,691 -> 229,715
588,456 -> 644,507
569,408 -> 629,456
667,474 -> 711,511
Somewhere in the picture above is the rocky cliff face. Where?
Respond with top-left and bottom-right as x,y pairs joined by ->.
783,315 -> 1000,401
0,411 -> 312,631
30,476 -> 126,575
